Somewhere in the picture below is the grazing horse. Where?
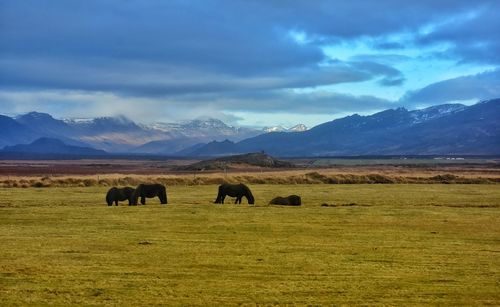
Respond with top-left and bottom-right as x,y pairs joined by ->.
131,184 -> 168,205
106,187 -> 135,206
214,183 -> 255,204
269,195 -> 301,206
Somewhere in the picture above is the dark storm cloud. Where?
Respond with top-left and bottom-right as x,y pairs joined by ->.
0,0 -> 498,117
347,61 -> 405,87
401,69 -> 500,106
378,77 -> 405,87
236,91 -> 394,114
0,0 -> 324,75
165,89 -> 394,115
0,56 -> 402,96
416,5 -> 500,64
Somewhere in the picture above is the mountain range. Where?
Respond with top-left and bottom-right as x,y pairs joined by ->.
0,98 -> 499,157
187,99 -> 500,156
0,113 -> 268,154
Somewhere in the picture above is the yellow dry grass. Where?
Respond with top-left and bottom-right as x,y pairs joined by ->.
1,184 -> 499,305
1,167 -> 500,188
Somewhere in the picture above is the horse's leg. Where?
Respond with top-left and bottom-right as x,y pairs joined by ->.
215,192 -> 222,203
221,195 -> 226,204
131,190 -> 138,205
141,196 -> 146,205
158,195 -> 167,205
115,200 -> 118,206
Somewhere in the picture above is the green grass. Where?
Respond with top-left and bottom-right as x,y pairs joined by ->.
1,185 -> 499,305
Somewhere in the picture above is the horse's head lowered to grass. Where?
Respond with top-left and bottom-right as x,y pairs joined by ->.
215,183 -> 254,205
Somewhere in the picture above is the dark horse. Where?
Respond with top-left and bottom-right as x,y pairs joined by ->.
269,195 -> 301,206
131,184 -> 168,205
214,183 -> 255,204
106,187 -> 135,206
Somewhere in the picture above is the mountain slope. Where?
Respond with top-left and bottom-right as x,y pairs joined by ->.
386,100 -> 500,155
185,139 -> 240,156
133,137 -> 203,155
133,119 -> 261,154
15,112 -> 90,147
16,112 -> 76,137
65,116 -> 167,152
190,99 -> 500,156
2,137 -> 107,155
0,115 -> 40,147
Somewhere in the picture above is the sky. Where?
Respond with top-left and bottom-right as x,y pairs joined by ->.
1,0 -> 499,128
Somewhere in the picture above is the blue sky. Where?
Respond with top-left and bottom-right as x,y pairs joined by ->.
1,0 -> 499,128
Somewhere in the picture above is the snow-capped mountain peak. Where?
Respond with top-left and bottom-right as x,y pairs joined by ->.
264,124 -> 308,133
264,125 -> 287,133
289,124 -> 308,132
182,118 -> 230,130
410,103 -> 466,124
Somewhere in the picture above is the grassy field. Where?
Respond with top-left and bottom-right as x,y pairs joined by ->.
1,184 -> 499,305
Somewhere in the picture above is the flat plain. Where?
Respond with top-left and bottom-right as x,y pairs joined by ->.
1,183 -> 499,305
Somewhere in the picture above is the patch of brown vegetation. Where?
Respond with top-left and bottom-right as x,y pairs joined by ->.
0,171 -> 499,188
0,158 -> 498,188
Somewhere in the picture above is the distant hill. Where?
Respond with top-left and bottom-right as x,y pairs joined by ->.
2,137 -> 107,156
178,152 -> 295,171
189,99 -> 500,156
